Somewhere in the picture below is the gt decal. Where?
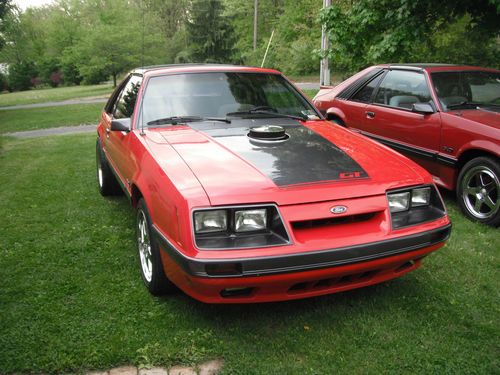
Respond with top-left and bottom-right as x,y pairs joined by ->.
339,171 -> 363,179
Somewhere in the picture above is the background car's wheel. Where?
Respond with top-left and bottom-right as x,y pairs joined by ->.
328,116 -> 345,127
96,137 -> 122,196
136,198 -> 175,295
457,157 -> 500,226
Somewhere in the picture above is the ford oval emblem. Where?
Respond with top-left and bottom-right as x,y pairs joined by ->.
330,205 -> 347,214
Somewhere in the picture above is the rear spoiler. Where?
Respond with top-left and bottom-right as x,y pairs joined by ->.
320,85 -> 335,90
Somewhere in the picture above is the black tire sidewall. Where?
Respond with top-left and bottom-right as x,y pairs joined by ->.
136,199 -> 174,295
457,156 -> 500,227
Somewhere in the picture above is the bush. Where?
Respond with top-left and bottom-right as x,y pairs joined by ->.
8,61 -> 37,91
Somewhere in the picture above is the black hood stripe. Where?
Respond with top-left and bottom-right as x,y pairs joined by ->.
190,119 -> 368,187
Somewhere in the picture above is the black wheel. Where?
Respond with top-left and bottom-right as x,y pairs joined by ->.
328,116 -> 345,127
136,198 -> 175,295
457,157 -> 500,226
96,137 -> 122,196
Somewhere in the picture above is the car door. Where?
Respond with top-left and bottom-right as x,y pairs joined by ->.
361,69 -> 442,176
102,74 -> 142,187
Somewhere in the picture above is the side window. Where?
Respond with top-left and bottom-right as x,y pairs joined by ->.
374,70 -> 431,109
113,75 -> 142,119
351,73 -> 384,103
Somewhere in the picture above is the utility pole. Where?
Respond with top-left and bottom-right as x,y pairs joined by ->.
253,0 -> 258,50
320,0 -> 331,86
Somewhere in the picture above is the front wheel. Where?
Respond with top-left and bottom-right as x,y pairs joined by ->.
136,199 -> 175,295
457,157 -> 500,226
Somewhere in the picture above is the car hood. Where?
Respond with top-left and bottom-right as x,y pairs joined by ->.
452,107 -> 500,128
151,119 -> 428,206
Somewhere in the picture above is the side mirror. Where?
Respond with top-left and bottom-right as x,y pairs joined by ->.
412,103 -> 435,114
111,118 -> 131,132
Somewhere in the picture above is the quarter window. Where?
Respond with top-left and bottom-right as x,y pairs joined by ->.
113,75 -> 142,119
374,70 -> 431,109
351,73 -> 384,103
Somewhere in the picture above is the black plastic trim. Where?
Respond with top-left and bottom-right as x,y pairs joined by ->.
152,224 -> 451,278
362,132 -> 457,168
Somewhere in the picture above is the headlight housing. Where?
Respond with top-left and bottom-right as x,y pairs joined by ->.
193,205 -> 289,249
387,185 -> 445,229
235,209 -> 267,232
194,210 -> 227,233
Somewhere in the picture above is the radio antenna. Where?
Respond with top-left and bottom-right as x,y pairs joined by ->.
140,0 -> 145,135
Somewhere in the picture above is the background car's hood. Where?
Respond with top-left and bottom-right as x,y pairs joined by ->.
154,119 -> 428,206
453,108 -> 500,128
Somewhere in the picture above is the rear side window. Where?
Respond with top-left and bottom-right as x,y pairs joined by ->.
351,73 -> 384,103
374,70 -> 431,109
113,75 -> 142,119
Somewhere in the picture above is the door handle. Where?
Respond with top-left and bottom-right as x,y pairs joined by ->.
366,111 -> 375,118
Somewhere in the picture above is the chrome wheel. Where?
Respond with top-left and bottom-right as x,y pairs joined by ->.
137,210 -> 153,282
461,165 -> 499,220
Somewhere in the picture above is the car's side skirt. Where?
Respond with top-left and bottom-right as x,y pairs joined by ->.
361,132 -> 457,168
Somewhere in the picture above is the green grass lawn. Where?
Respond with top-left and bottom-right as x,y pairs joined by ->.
0,103 -> 103,134
0,84 -> 113,107
0,134 -> 498,374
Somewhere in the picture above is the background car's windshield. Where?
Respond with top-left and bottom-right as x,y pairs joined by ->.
141,72 -> 316,125
431,71 -> 500,109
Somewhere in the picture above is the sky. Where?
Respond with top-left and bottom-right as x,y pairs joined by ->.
14,0 -> 54,10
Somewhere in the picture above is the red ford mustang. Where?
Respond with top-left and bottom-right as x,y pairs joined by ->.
96,64 -> 450,303
313,64 -> 500,226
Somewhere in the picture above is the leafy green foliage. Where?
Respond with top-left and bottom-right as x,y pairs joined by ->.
320,0 -> 500,73
186,0 -> 236,63
7,60 -> 37,91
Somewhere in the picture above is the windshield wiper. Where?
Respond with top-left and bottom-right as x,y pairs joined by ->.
226,106 -> 307,121
446,101 -> 479,110
147,116 -> 230,126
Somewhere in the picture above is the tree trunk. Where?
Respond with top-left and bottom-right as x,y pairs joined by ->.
113,73 -> 117,88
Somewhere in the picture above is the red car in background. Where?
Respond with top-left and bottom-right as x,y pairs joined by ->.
96,64 -> 450,303
313,64 -> 500,226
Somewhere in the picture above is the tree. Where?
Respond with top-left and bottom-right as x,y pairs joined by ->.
186,0 -> 237,63
320,0 -> 500,74
0,0 -> 12,50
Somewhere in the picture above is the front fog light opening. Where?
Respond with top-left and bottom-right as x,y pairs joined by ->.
388,192 -> 410,213
194,209 -> 227,233
235,209 -> 268,232
411,187 -> 431,207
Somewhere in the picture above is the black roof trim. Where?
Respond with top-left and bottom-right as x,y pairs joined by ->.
132,63 -> 244,74
388,63 -> 459,70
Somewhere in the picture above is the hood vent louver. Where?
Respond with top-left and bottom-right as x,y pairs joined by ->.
248,125 -> 289,144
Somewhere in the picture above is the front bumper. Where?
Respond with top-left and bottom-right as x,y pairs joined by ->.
153,224 -> 450,278
153,224 -> 451,303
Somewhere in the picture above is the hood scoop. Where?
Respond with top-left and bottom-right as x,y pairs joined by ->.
248,125 -> 289,144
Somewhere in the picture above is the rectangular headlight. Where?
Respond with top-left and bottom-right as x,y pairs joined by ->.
388,192 -> 410,213
194,210 -> 227,233
411,187 -> 431,207
235,209 -> 267,232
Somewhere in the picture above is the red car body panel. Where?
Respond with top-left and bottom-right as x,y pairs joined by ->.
313,64 -> 500,192
98,65 -> 451,303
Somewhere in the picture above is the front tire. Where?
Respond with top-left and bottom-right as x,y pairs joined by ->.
457,157 -> 500,226
136,198 -> 175,295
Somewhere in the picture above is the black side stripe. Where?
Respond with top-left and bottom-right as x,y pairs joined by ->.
362,132 -> 457,168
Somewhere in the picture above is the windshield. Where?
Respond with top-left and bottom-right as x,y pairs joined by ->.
431,71 -> 500,110
141,72 -> 318,126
